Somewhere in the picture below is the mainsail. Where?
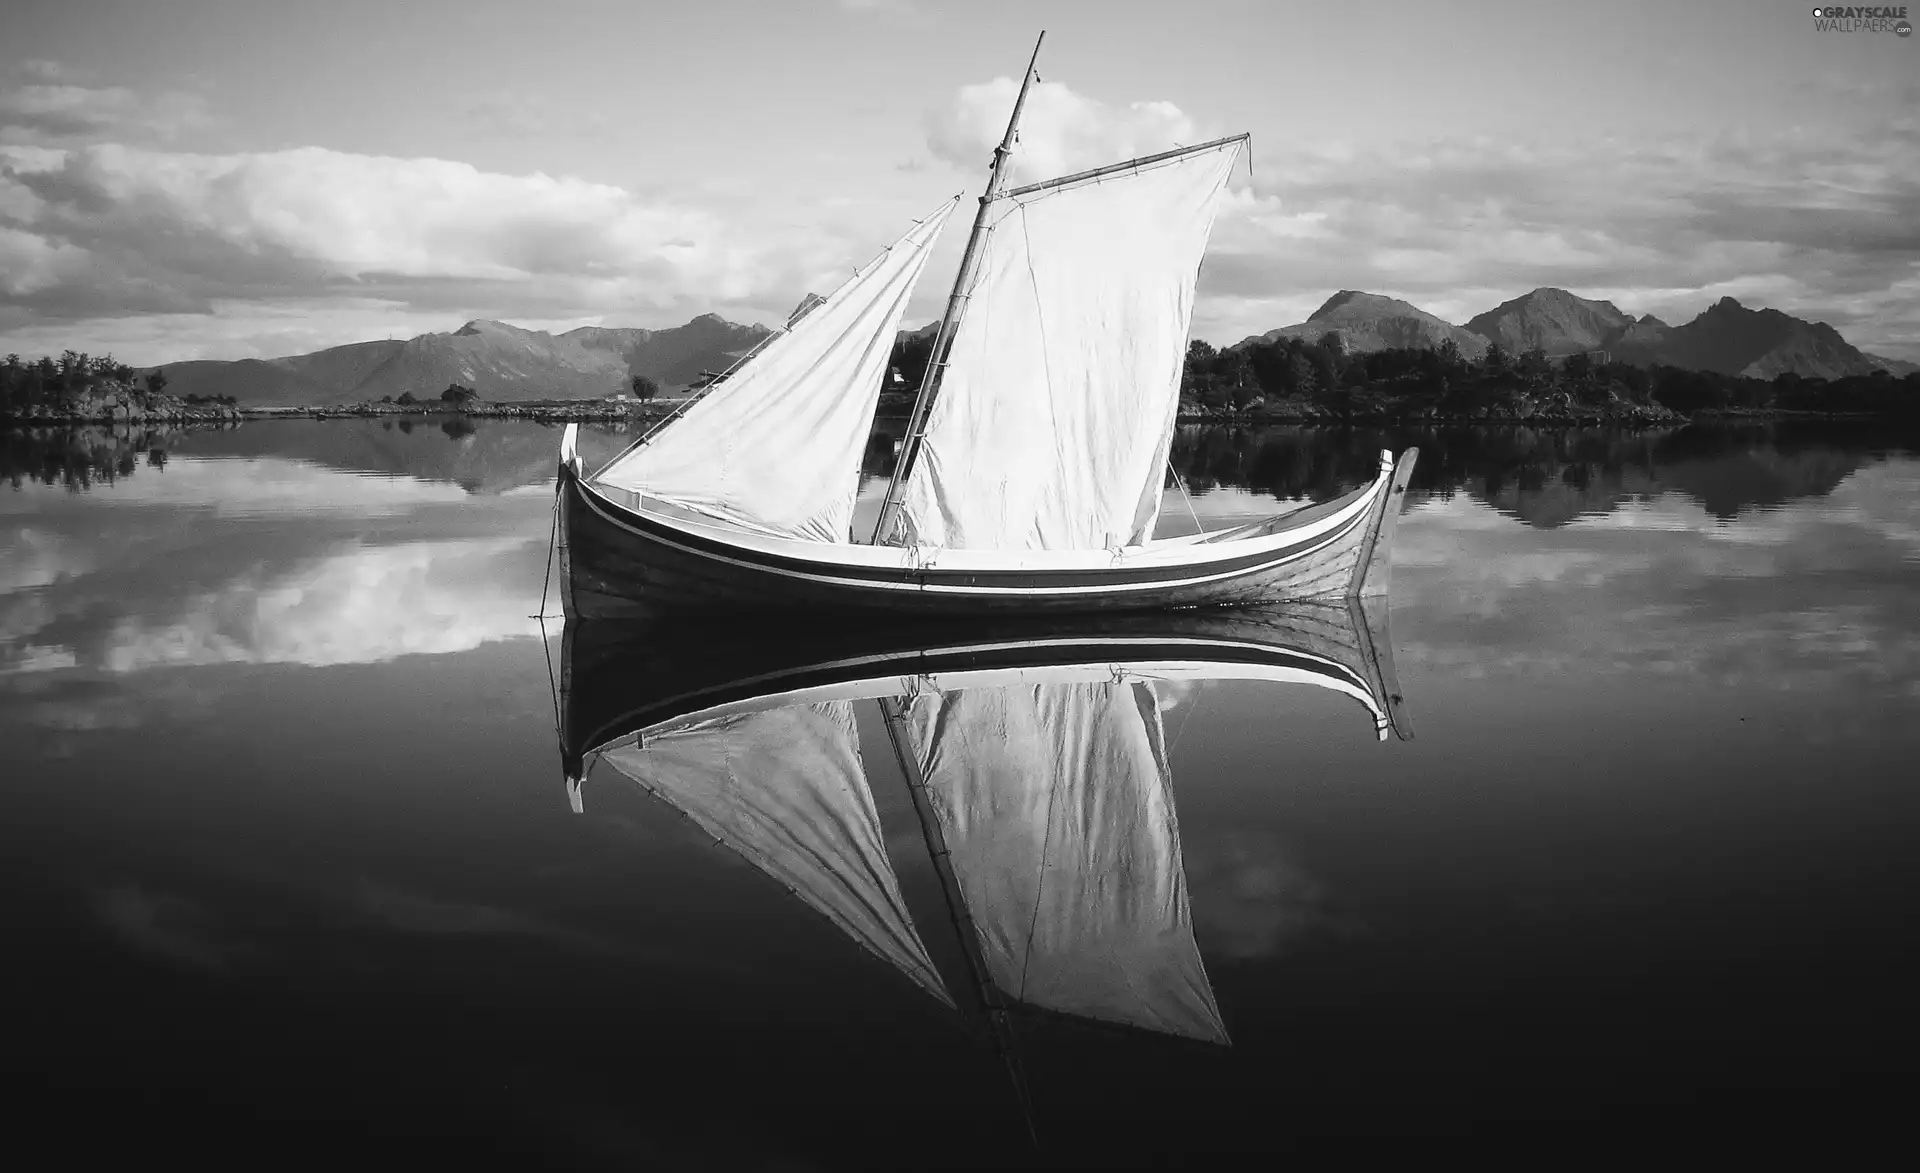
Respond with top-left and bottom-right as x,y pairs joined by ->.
896,676 -> 1228,1044
890,139 -> 1243,551
598,700 -> 952,1006
595,198 -> 959,542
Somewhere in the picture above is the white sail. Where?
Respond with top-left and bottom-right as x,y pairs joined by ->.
596,198 -> 959,542
599,701 -> 952,1006
900,679 -> 1227,1043
892,140 -> 1243,550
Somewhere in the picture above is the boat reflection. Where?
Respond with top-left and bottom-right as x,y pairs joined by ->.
559,600 -> 1411,1058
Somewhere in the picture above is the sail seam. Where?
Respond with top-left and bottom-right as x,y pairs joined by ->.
1015,202 -> 1069,548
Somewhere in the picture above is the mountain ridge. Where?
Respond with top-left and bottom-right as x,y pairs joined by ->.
1465,288 -> 1636,356
152,288 -> 1912,406
1236,290 -> 1492,358
1233,286 -> 1899,380
159,314 -> 774,406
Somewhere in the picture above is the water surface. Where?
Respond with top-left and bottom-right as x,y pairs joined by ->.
4,418 -> 1917,1164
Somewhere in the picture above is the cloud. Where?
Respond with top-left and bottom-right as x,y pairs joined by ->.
0,64 -> 211,143
93,536 -> 543,673
927,76 -> 1202,183
1388,467 -> 1920,697
925,75 -> 1920,360
0,139 -> 872,355
1197,104 -> 1920,357
1,454 -> 556,679
1185,830 -> 1347,960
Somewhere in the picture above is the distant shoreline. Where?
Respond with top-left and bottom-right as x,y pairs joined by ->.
6,400 -> 1904,433
6,377 -> 1913,433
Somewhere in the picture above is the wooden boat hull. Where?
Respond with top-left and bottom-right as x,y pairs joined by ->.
557,442 -> 1419,619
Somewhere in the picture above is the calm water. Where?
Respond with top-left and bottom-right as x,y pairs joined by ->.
4,418 -> 1919,1165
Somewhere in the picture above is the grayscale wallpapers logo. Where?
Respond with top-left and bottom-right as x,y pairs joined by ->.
1810,5 -> 1912,33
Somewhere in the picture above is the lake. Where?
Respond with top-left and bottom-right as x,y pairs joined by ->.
4,417 -> 1918,1165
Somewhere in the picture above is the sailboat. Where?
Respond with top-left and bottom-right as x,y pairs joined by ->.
553,33 -> 1419,618
555,598 -> 1413,1050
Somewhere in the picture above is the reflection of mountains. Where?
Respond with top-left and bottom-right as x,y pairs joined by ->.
165,419 -> 637,495
560,602 -> 1409,1057
1172,422 -> 1920,528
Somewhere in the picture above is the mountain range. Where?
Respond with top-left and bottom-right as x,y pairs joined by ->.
1239,288 -> 1914,380
160,315 -> 771,406
155,287 -> 1913,407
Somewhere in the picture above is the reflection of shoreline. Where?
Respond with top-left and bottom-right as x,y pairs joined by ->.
3,422 -> 240,491
11,419 -> 1915,531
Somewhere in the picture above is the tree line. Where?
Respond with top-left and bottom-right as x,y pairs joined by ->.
3,351 -> 154,413
0,350 -> 250,413
885,330 -> 1918,417
1176,332 -> 1919,416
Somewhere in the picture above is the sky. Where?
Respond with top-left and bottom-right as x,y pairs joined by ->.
0,0 -> 1915,364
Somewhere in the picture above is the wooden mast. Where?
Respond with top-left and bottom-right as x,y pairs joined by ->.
877,694 -> 1037,1141
871,31 -> 1046,545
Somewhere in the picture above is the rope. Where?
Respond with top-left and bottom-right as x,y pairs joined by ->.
538,613 -> 562,745
532,485 -> 559,620
1170,459 -> 1203,537
1166,680 -> 1202,759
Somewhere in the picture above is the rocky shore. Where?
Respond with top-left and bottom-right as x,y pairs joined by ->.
2,385 -> 244,425
227,400 -> 681,423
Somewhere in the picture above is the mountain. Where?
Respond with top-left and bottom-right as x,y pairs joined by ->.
1599,314 -> 1674,366
1632,297 -> 1879,380
1866,353 -> 1920,377
1235,291 -> 1490,358
786,292 -> 827,327
160,315 -> 774,406
1221,288 -> 1905,380
1465,288 -> 1635,356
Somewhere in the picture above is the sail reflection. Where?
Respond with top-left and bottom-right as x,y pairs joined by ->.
560,601 -> 1411,1051
891,677 -> 1225,1043
596,698 -> 953,1007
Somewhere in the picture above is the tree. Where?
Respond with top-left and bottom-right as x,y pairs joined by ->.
396,391 -> 418,406
1287,352 -> 1318,398
1517,346 -> 1553,389
630,374 -> 661,400
441,382 -> 478,405
145,369 -> 169,395
888,333 -> 936,390
1180,339 -> 1218,399
1562,352 -> 1592,382
1214,347 -> 1258,409
1304,340 -> 1339,400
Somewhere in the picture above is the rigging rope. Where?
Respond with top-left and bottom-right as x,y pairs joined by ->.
533,485 -> 559,620
1170,459 -> 1203,537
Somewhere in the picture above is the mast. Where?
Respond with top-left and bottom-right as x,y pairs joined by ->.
877,695 -> 1037,1141
870,31 -> 1046,545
